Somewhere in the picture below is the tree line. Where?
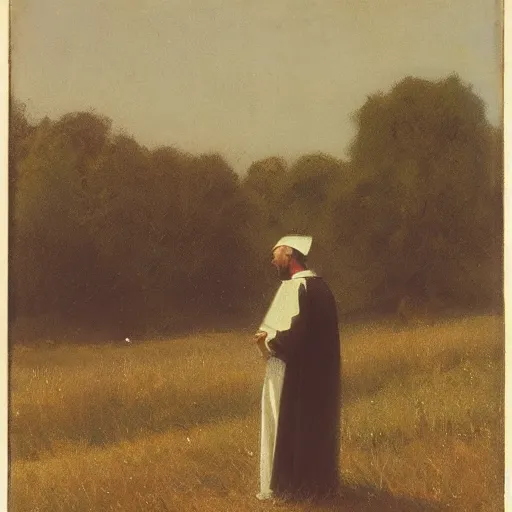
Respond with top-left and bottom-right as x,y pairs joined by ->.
10,74 -> 503,340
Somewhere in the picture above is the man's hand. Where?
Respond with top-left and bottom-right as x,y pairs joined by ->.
254,331 -> 271,360
254,331 -> 268,343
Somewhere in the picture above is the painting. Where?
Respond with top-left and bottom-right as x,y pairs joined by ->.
8,1 -> 504,510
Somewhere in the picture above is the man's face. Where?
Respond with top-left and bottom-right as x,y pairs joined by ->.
271,245 -> 292,280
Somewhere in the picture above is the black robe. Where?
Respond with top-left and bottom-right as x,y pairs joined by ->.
268,275 -> 341,499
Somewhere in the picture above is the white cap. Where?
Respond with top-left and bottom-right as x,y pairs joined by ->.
273,235 -> 313,256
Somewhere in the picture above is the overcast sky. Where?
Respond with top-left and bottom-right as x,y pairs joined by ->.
10,0 -> 502,173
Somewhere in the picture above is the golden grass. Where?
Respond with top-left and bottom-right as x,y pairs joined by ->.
9,316 -> 504,511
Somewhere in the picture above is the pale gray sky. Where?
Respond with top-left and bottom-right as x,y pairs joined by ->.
10,0 -> 503,173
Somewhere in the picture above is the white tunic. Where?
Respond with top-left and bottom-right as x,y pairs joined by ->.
257,270 -> 315,499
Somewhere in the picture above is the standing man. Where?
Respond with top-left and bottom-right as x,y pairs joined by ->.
255,235 -> 341,502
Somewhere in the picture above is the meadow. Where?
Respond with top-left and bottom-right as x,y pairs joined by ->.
9,315 -> 504,511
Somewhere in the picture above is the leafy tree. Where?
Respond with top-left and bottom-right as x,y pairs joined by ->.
9,100 -> 34,184
243,156 -> 287,235
345,75 -> 502,312
281,153 -> 345,235
12,114 -> 99,316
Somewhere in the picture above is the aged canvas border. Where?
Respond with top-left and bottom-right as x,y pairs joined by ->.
0,1 -> 509,510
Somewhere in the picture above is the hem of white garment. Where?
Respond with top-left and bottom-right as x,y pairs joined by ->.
256,491 -> 274,501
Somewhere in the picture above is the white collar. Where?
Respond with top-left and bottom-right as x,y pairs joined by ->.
291,270 -> 317,279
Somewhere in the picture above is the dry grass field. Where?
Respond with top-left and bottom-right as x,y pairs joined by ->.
9,315 -> 504,511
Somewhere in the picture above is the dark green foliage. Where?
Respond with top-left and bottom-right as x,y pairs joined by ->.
346,75 -> 502,313
9,74 -> 503,340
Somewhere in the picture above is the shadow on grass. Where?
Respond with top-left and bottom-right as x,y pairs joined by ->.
267,484 -> 445,511
337,484 -> 444,512
11,384 -> 261,460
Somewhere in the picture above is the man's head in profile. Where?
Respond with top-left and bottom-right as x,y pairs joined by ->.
271,235 -> 312,281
